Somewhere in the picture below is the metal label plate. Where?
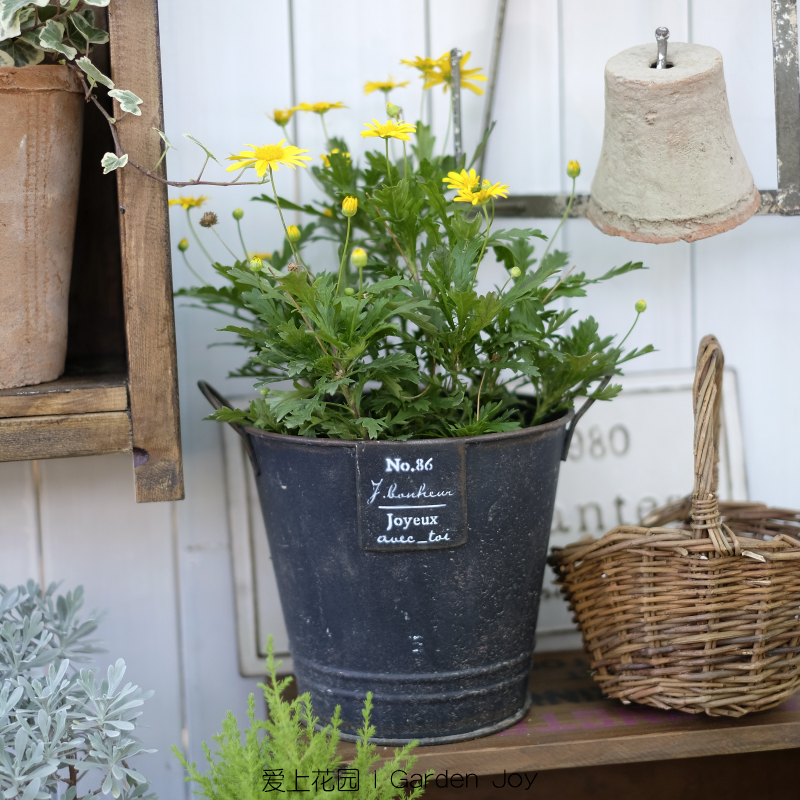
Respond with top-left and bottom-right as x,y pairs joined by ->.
355,442 -> 468,552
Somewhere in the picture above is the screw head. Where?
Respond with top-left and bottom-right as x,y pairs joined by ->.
656,26 -> 670,39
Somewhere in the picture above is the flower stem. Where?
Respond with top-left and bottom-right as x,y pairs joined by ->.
181,251 -> 211,287
540,175 -> 576,264
384,138 -> 394,186
618,310 -> 643,349
336,217 -> 352,296
471,204 -> 493,286
402,141 -> 409,180
186,209 -> 214,264
269,166 -> 310,273
210,226 -> 239,261
419,89 -> 425,126
320,114 -> 331,148
235,219 -> 248,261
441,93 -> 453,159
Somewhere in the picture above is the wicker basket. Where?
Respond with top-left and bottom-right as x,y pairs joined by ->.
549,335 -> 800,717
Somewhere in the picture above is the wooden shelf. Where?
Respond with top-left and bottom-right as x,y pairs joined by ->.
0,366 -> 131,462
342,650 -> 800,776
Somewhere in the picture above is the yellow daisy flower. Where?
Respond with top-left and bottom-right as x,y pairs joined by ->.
400,56 -> 441,75
424,51 -> 487,95
322,208 -> 334,218
442,169 -> 480,193
225,141 -> 311,177
364,76 -> 410,95
361,119 -> 417,141
455,179 -> 510,205
320,148 -> 351,168
267,108 -> 295,127
294,101 -> 347,115
168,195 -> 209,210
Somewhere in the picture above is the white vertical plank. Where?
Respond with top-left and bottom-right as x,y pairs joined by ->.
36,455 -> 185,800
0,461 -> 40,587
157,0 -> 289,781
693,215 -> 800,508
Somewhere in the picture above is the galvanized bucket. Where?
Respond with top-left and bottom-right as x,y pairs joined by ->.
200,382 -> 600,744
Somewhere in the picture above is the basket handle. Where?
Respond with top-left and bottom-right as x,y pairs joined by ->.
691,336 -> 737,554
197,381 -> 260,475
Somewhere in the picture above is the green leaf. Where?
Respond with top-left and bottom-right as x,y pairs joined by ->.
76,55 -> 114,88
153,128 -> 175,169
68,10 -> 109,45
183,133 -> 220,164
38,19 -> 77,60
109,88 -> 143,116
0,0 -> 49,43
0,36 -> 43,66
101,152 -> 128,173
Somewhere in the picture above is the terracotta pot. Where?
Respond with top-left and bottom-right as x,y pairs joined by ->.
0,66 -> 84,389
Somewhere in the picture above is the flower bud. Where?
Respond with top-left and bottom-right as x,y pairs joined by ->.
566,160 -> 581,179
635,299 -> 647,313
233,208 -> 244,220
177,238 -> 189,252
342,196 -> 358,217
509,266 -> 521,278
386,102 -> 400,118
286,225 -> 301,242
344,287 -> 356,296
351,247 -> 368,268
259,387 -> 269,396
249,256 -> 263,272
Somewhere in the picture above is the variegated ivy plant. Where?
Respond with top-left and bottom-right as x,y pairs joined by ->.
0,0 -> 142,173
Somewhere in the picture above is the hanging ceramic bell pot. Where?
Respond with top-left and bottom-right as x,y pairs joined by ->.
588,28 -> 760,244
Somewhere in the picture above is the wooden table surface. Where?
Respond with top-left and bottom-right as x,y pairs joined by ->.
347,649 -> 800,776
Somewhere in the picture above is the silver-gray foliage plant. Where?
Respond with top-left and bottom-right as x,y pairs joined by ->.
0,581 -> 156,800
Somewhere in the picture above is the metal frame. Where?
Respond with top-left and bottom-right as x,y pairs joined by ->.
467,0 -> 800,219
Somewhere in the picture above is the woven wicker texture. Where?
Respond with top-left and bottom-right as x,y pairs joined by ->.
550,336 -> 800,717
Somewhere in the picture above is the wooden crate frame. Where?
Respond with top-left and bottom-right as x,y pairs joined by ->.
0,0 -> 183,503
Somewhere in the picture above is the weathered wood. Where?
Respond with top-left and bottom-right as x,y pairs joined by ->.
108,0 -> 183,502
0,412 -> 132,462
0,374 -> 127,419
337,650 -> 800,777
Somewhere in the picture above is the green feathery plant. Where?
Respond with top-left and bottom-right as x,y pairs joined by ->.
173,639 -> 428,800
176,116 -> 653,440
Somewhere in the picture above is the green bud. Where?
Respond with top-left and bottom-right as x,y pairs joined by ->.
259,387 -> 268,396
344,287 -> 356,296
233,208 -> 244,220
635,299 -> 647,313
351,247 -> 368,268
386,102 -> 400,118
249,256 -> 263,272
177,237 -> 189,252
509,266 -> 522,278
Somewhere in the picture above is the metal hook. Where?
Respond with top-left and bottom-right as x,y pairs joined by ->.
656,26 -> 670,69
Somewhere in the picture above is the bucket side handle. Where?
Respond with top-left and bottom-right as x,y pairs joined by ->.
561,375 -> 613,461
197,381 -> 260,475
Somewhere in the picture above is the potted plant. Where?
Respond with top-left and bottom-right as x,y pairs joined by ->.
174,54 -> 653,744
0,581 -> 156,800
0,1 -> 140,389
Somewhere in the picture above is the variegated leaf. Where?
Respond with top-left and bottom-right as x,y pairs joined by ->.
153,127 -> 176,168
101,152 -> 128,174
0,36 -> 43,66
0,0 -> 49,42
82,0 -> 111,6
183,133 -> 220,164
108,88 -> 143,116
75,55 -> 114,88
68,10 -> 108,45
0,46 -> 12,65
38,19 -> 77,60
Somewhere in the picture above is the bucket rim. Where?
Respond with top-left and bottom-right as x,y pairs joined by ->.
241,407 -> 573,448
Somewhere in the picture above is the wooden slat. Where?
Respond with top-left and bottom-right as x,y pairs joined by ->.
108,0 -> 184,502
336,650 -> 800,775
0,412 -> 132,462
0,374 -> 127,419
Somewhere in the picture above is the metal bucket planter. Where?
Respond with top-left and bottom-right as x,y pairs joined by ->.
201,382 -> 597,744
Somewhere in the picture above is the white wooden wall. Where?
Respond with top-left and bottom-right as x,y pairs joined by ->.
1,2 -> 798,797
